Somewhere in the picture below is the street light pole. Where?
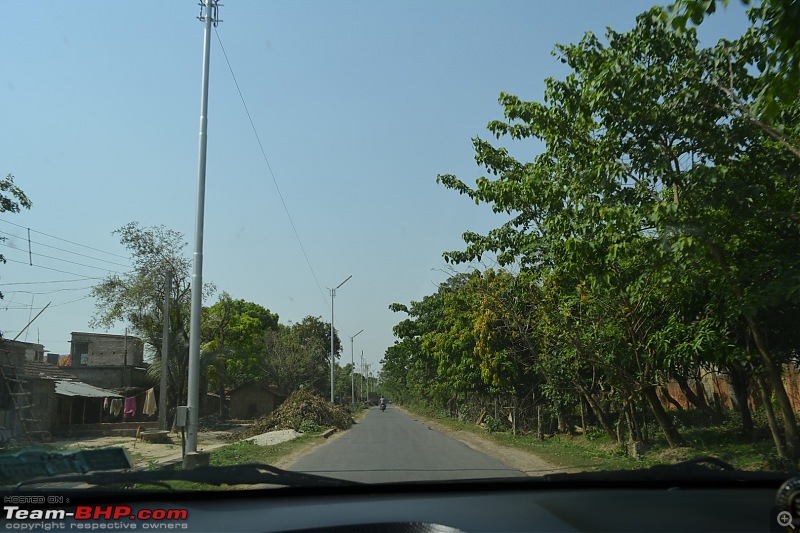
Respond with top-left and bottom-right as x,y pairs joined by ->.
329,275 -> 352,403
186,0 -> 219,456
349,329 -> 363,407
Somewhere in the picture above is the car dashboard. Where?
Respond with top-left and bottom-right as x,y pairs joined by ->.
1,477 -> 787,533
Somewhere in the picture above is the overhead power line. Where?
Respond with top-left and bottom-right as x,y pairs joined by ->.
0,278 -> 103,286
0,218 -> 129,260
0,229 -> 131,268
3,286 -> 94,295
0,245 -> 122,275
2,257 -> 112,280
213,28 -> 329,311
1,295 -> 92,312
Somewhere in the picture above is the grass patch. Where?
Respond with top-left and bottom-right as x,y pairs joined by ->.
402,403 -> 786,473
211,436 -> 314,465
139,434 -> 320,491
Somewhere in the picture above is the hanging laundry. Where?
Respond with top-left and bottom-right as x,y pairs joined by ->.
124,396 -> 137,417
110,398 -> 123,417
143,388 -> 157,416
103,397 -> 110,412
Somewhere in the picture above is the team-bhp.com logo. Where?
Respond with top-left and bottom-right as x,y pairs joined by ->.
4,505 -> 188,529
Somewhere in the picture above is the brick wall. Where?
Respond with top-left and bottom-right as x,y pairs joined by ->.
661,365 -> 800,412
70,332 -> 144,367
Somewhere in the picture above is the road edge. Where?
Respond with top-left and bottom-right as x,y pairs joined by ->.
275,408 -> 369,470
395,405 -> 570,476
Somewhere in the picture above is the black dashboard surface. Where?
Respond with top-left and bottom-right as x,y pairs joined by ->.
2,483 -> 779,533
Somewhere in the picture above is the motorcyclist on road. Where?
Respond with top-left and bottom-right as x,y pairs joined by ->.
380,396 -> 386,411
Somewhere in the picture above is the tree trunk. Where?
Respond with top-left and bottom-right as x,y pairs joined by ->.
616,400 -> 628,452
536,404 -> 544,440
659,386 -> 685,411
641,398 -> 649,444
705,240 -> 795,454
676,375 -> 723,424
557,407 -> 569,434
726,362 -> 753,437
217,376 -> 227,420
576,382 -> 617,442
627,402 -> 641,442
748,317 -> 799,461
754,372 -> 787,459
579,398 -> 587,438
512,395 -> 517,436
642,385 -> 686,448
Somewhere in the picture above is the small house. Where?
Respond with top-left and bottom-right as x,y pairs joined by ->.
227,383 -> 285,420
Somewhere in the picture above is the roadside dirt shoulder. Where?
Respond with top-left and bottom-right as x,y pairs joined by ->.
53,429 -> 240,468
397,406 -> 571,476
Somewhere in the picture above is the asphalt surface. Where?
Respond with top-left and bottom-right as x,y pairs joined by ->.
288,405 -> 524,483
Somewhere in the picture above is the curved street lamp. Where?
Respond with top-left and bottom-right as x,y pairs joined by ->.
329,275 -> 352,403
350,329 -> 364,407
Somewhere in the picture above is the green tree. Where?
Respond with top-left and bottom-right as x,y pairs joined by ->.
201,293 -> 280,417
0,174 -> 32,301
333,362 -> 354,406
260,316 -> 341,397
667,0 -> 800,121
90,222 -> 215,418
438,9 -> 800,452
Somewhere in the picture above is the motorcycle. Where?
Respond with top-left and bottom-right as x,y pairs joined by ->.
380,402 -> 386,412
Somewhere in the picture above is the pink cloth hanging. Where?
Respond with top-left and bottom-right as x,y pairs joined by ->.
124,396 -> 137,417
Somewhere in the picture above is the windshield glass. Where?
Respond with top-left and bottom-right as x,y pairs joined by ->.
1,0 -> 797,491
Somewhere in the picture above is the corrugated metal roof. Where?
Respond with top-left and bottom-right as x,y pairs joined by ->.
54,380 -> 122,398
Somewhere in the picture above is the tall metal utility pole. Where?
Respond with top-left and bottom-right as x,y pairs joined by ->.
329,275 -> 352,403
186,0 -> 220,456
349,329 -> 363,407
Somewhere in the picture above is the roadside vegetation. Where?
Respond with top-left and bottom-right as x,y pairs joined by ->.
405,402 -> 783,472
381,1 -> 800,469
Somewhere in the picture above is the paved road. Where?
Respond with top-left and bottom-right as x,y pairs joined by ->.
288,406 -> 524,483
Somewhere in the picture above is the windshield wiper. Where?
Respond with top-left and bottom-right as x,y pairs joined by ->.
7,463 -> 360,491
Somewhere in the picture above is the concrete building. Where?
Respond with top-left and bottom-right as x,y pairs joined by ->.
0,339 -> 126,441
69,331 -> 144,367
64,332 -> 150,391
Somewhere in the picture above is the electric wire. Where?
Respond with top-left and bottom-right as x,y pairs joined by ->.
0,218 -> 129,260
0,278 -> 102,286
1,295 -> 93,312
214,28 -> 329,312
0,229 -> 131,268
3,286 -> 94,295
0,244 -> 122,274
2,257 -> 112,280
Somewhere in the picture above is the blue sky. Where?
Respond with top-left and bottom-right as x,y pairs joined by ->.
0,1 -> 750,376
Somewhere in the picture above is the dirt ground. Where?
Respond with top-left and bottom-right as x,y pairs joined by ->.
52,428 -> 245,468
